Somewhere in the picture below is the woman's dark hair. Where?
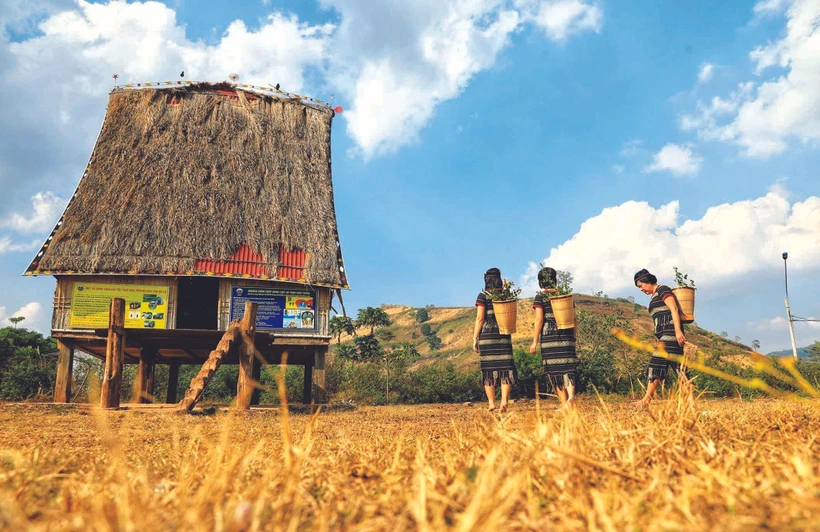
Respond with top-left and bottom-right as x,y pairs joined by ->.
537,267 -> 557,289
634,269 -> 657,286
484,268 -> 503,290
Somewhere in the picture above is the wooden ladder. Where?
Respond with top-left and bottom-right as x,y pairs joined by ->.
177,302 -> 257,413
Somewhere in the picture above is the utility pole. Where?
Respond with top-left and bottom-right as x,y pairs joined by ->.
782,252 -> 799,360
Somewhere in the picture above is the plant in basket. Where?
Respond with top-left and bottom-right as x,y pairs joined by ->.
486,279 -> 521,334
537,267 -> 575,329
672,267 -> 696,323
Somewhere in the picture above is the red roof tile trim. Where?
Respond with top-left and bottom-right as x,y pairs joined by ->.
193,245 -> 305,280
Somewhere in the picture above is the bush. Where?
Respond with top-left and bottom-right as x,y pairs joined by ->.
420,323 -> 432,337
514,348 -> 544,398
415,308 -> 430,323
425,335 -> 443,351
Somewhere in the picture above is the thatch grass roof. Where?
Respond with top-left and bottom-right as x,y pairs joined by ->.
26,83 -> 348,288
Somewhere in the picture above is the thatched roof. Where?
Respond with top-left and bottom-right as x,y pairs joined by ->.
25,82 -> 348,288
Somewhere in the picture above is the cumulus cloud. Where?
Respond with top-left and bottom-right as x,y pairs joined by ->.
324,0 -> 602,156
520,185 -> 820,295
2,192 -> 65,233
697,62 -> 714,83
643,143 -> 702,175
681,0 -> 820,158
0,302 -> 42,328
0,0 -> 604,186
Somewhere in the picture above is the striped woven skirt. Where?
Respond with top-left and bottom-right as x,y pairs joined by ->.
541,326 -> 578,389
648,329 -> 685,382
478,332 -> 516,386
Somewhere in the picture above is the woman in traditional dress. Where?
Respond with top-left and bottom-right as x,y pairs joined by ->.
633,268 -> 686,408
529,267 -> 578,409
473,267 -> 516,412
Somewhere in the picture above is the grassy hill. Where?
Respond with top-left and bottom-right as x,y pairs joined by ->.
337,295 -> 757,371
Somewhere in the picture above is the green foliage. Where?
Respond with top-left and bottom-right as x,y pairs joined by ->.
355,307 -> 392,335
752,339 -> 761,352
420,323 -> 432,336
0,327 -> 58,400
484,280 -> 522,301
673,266 -> 696,289
425,335 -> 443,351
575,309 -> 635,394
329,316 -> 356,344
336,344 -> 358,361
354,334 -> 383,362
377,329 -> 395,343
415,308 -> 430,323
513,348 -> 544,398
8,316 -> 25,327
399,363 -> 483,404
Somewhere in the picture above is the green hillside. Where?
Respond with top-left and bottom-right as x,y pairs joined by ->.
337,294 -> 757,372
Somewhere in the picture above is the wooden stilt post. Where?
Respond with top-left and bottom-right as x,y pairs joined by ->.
313,345 -> 327,404
100,298 -> 126,409
303,362 -> 314,404
250,356 -> 262,406
236,301 -> 258,410
166,363 -> 180,404
54,340 -> 74,403
137,348 -> 156,404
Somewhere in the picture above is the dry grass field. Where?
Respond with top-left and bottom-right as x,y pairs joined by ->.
1,389 -> 818,531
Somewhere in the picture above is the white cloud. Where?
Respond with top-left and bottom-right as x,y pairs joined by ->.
643,143 -> 702,175
327,0 -> 603,157
0,302 -> 42,328
0,236 -> 40,254
527,0 -> 603,42
611,164 -> 624,174
681,0 -> 820,158
2,192 -> 65,233
0,0 -> 604,180
697,62 -> 714,83
520,185 -> 820,295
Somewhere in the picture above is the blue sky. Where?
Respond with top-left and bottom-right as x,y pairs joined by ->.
0,0 -> 817,353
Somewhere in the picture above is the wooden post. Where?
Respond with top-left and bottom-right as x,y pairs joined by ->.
166,363 -> 180,404
250,356 -> 262,406
54,340 -> 74,403
137,348 -> 156,404
236,301 -> 258,410
302,362 -> 314,404
100,298 -> 126,409
313,345 -> 327,404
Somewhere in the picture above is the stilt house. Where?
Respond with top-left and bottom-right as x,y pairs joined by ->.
25,82 -> 349,406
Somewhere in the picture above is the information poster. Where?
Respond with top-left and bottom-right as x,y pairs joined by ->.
70,282 -> 170,329
230,286 -> 316,330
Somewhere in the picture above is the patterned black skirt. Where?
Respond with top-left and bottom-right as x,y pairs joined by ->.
648,331 -> 685,382
478,331 -> 516,387
541,325 -> 578,390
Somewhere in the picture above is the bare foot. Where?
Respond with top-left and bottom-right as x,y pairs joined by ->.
634,399 -> 649,410
499,402 -> 508,413
567,397 -> 576,409
488,404 -> 497,412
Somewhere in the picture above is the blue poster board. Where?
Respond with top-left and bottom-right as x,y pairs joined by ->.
230,286 -> 316,331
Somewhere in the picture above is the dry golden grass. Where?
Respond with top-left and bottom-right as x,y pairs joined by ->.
1,389 -> 818,531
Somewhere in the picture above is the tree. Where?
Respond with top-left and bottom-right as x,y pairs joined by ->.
354,334 -> 384,362
0,326 -> 57,400
337,344 -> 358,361
415,308 -> 429,323
425,335 -> 443,351
376,329 -> 395,343
336,344 -> 359,361
8,316 -> 25,328
627,296 -> 635,304
734,336 -> 742,343
329,316 -> 356,345
356,307 -> 392,335
420,323 -> 432,337
752,339 -> 761,352
383,342 -> 418,402
720,331 -> 728,338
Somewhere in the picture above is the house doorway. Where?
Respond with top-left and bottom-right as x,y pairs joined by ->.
176,277 -> 220,330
